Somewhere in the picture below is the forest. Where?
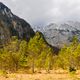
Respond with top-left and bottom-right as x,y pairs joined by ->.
0,31 -> 80,74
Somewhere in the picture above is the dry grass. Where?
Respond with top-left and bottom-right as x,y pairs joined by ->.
0,70 -> 80,80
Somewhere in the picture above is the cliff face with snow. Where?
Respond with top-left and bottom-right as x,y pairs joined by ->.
43,21 -> 80,47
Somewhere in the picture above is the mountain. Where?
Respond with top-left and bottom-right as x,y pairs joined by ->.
43,21 -> 80,47
0,2 -> 35,45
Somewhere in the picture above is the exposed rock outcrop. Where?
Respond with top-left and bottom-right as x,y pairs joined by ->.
43,21 -> 80,47
0,2 -> 35,45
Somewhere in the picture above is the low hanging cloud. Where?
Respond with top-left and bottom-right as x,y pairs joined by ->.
0,0 -> 80,26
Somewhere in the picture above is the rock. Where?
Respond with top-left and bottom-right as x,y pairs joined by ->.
0,2 -> 35,45
43,21 -> 80,47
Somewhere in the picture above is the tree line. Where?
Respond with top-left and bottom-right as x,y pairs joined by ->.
0,32 -> 53,73
0,32 -> 80,73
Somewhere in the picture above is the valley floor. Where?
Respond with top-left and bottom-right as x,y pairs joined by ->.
0,70 -> 80,80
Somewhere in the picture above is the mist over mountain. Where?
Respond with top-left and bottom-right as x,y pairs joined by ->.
1,0 -> 80,27
0,2 -> 80,48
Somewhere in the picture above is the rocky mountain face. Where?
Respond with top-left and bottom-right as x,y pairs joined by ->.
0,2 -> 35,45
43,21 -> 80,47
1,3 -> 80,48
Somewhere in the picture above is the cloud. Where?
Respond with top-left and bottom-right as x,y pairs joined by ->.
0,0 -> 80,26
11,0 -> 16,2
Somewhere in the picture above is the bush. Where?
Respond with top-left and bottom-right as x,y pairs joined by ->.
69,66 -> 76,74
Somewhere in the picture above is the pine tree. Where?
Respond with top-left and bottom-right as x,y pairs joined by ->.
27,32 -> 41,73
27,31 -> 53,73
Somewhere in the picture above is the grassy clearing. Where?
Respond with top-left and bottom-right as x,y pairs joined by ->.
0,70 -> 80,80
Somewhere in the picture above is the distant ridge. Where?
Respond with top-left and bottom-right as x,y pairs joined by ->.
43,21 -> 80,47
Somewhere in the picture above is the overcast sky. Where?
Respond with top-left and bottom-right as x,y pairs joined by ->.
0,0 -> 80,26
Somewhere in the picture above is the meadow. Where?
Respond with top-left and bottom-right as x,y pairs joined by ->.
0,69 -> 80,80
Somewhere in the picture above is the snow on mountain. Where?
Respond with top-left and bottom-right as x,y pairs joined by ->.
42,21 -> 80,47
